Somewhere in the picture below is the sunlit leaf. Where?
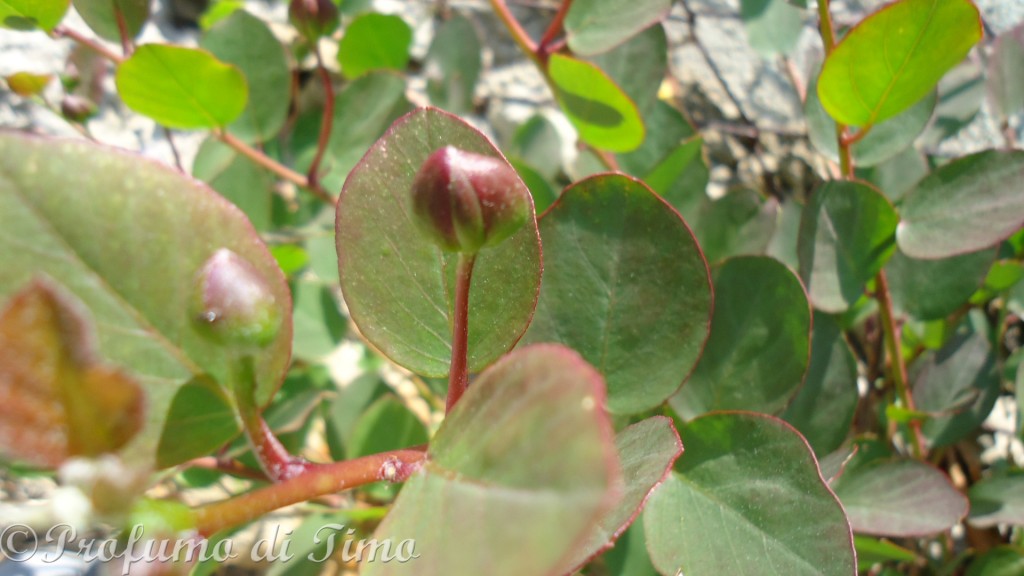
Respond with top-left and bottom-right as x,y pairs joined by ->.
337,13 -> 412,79
817,0 -> 981,127
116,44 -> 248,129
0,0 -> 69,31
548,54 -> 645,153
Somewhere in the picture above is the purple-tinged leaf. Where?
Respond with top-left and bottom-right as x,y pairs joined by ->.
831,459 -> 967,536
362,344 -> 620,576
644,412 -> 855,576
897,150 -> 1024,259
0,133 -> 292,467
336,107 -> 541,378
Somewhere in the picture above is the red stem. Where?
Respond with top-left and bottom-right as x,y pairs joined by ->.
192,448 -> 427,536
216,130 -> 334,204
537,0 -> 572,62
446,253 -> 476,413
113,5 -> 133,56
876,270 -> 927,459
306,47 -> 335,192
53,26 -> 124,63
488,0 -> 540,67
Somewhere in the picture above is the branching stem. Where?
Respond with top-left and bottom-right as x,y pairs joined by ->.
216,130 -> 334,204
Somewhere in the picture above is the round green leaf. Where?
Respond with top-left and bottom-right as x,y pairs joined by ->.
522,174 -> 712,414
337,13 -> 412,79
807,71 -> 937,168
362,345 -> 619,576
832,459 -> 967,536
336,107 -> 542,377
644,412 -> 855,576
817,0 -> 982,127
897,150 -> 1024,259
192,137 -> 275,231
116,44 -> 248,129
564,0 -> 670,56
73,0 -> 148,42
688,187 -> 778,265
886,246 -> 997,321
0,0 -> 68,31
588,24 -> 668,117
347,395 -> 428,459
290,280 -> 346,362
201,10 -> 290,143
548,54 -> 645,153
671,256 -> 811,418
782,312 -> 859,456
0,133 -> 292,467
798,180 -> 898,313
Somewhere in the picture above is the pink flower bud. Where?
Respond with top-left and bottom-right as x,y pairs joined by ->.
411,146 -> 531,253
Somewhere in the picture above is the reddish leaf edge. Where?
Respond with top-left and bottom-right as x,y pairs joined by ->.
560,415 -> 683,575
538,171 -> 715,410
334,106 -> 544,379
658,410 -> 859,576
0,129 -> 294,410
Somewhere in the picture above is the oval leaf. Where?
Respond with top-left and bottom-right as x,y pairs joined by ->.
564,0 -> 670,56
832,459 -> 967,536
337,13 -> 412,79
740,0 -> 803,56
0,133 -> 292,467
424,15 -> 482,115
817,0 -> 982,127
336,107 -> 542,377
0,0 -> 68,31
897,150 -> 1024,259
362,344 -> 619,576
798,180 -> 898,313
644,412 -> 855,576
989,24 -> 1024,121
549,54 -> 645,153
200,10 -> 290,143
522,173 -> 712,414
671,256 -> 811,418
116,44 -> 248,129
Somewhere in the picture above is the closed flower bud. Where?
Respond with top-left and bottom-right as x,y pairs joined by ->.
60,95 -> 96,122
289,0 -> 339,42
411,146 -> 531,254
191,249 -> 281,348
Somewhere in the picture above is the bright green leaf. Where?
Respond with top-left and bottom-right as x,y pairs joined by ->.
336,108 -> 542,377
817,0 -> 981,127
645,412 -> 855,576
156,379 -> 240,468
523,174 -> 712,414
0,0 -> 69,31
671,256 -> 811,418
548,54 -> 645,153
337,13 -> 412,79
116,44 -> 248,129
